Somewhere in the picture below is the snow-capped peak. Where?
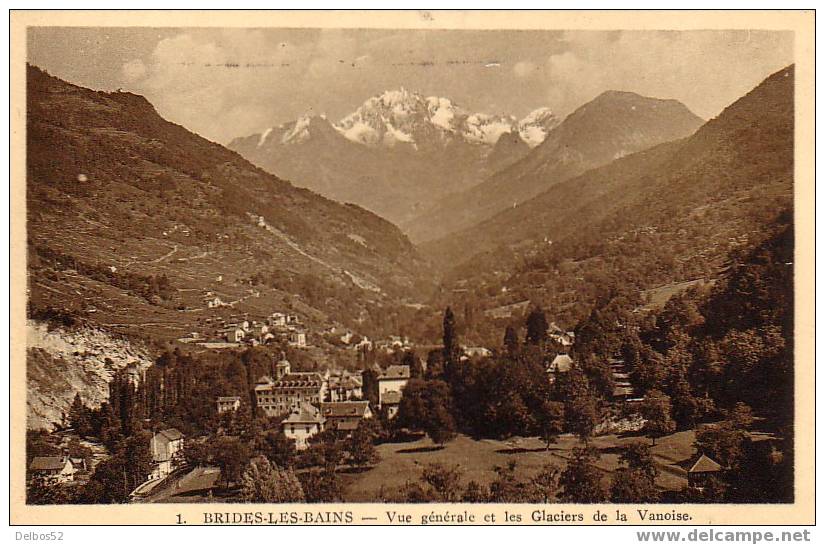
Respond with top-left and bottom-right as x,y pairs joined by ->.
517,107 -> 560,147
281,114 -> 314,144
326,89 -> 557,149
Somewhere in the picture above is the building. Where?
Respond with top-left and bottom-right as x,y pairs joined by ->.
381,390 -> 403,420
463,346 -> 492,358
687,454 -> 723,490
204,295 -> 223,309
320,401 -> 372,432
378,365 -> 410,408
547,354 -> 573,383
220,327 -> 245,343
288,330 -> 307,348
282,403 -> 325,450
216,396 -> 241,414
255,359 -> 326,417
327,371 -> 363,402
149,428 -> 184,480
269,312 -> 287,328
29,456 -> 75,483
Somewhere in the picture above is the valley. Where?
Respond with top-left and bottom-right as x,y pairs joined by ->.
25,61 -> 796,507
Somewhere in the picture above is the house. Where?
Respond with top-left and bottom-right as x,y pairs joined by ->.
687,454 -> 724,490
204,295 -> 223,309
547,354 -> 573,383
29,456 -> 75,483
216,396 -> 241,414
269,312 -> 287,328
220,327 -> 245,343
255,359 -> 326,417
327,372 -> 363,402
320,401 -> 372,432
149,428 -> 184,480
69,457 -> 87,473
463,346 -> 492,358
282,403 -> 325,450
251,323 -> 269,339
381,390 -> 403,420
378,365 -> 410,408
288,330 -> 307,348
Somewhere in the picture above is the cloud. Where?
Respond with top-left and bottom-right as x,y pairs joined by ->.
121,59 -> 147,82
541,30 -> 793,118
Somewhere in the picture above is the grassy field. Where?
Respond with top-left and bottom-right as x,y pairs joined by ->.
341,430 -> 698,501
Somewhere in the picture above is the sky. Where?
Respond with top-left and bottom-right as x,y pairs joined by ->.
28,27 -> 794,145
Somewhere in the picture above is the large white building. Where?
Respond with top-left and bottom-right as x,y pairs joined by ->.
149,428 -> 184,480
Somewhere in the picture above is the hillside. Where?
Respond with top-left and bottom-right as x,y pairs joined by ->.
26,64 -> 431,348
426,65 -> 794,334
405,91 -> 703,242
228,90 -> 559,227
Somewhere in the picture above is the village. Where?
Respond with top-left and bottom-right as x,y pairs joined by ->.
28,307 -> 742,506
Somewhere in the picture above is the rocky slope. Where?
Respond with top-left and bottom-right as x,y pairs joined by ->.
27,320 -> 154,430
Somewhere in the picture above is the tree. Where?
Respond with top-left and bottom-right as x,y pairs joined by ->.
68,393 -> 92,437
489,460 -> 533,502
728,402 -> 755,431
694,423 -> 745,469
610,442 -> 660,502
255,430 -> 297,468
531,462 -> 562,502
347,421 -> 380,468
442,307 -> 459,377
462,480 -> 489,502
641,389 -> 676,445
299,468 -> 343,502
537,400 -> 565,449
212,436 -> 252,487
421,463 -> 463,502
525,307 -> 549,346
610,468 -> 660,503
403,350 -> 424,379
240,456 -> 304,502
565,392 -> 600,444
559,446 -> 606,503
503,325 -> 520,357
397,379 -> 457,447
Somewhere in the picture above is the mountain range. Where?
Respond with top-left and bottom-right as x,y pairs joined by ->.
429,65 -> 794,330
228,89 -> 560,226
404,91 -> 704,242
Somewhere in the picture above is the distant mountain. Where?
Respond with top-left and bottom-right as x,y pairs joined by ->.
427,65 -> 794,328
26,65 -> 430,344
404,91 -> 704,242
228,89 -> 559,226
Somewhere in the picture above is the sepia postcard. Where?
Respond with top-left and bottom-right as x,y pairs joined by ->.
10,9 -> 815,526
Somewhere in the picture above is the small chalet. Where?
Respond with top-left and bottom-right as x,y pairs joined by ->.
216,396 -> 241,414
320,401 -> 372,432
282,403 -> 325,450
687,454 -> 724,490
29,456 -> 75,483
